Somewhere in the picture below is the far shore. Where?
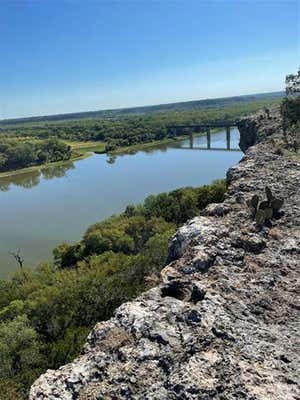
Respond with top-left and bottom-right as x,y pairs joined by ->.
0,130 -> 221,179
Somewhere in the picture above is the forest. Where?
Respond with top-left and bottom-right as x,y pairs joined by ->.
0,91 -> 283,125
0,180 -> 226,399
0,94 -> 297,400
0,138 -> 71,172
0,95 -> 282,172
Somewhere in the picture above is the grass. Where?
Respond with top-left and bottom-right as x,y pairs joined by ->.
0,130 -> 229,178
0,155 -> 88,179
0,130 -> 226,178
64,140 -> 106,153
0,141 -> 107,178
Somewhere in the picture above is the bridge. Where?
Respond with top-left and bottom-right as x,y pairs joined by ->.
166,121 -> 239,151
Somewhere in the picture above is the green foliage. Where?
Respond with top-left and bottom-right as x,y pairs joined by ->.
247,186 -> 284,226
45,326 -> 90,368
0,378 -> 24,400
280,97 -> 300,153
0,315 -> 42,378
0,92 -> 283,127
0,98 -> 281,153
142,180 -> 226,224
0,95 -> 284,397
0,180 -> 226,398
0,315 -> 45,397
0,96 -> 282,173
0,138 -> 71,172
288,122 -> 300,152
105,141 -> 117,152
0,300 -> 25,322
53,243 -> 83,269
280,97 -> 300,128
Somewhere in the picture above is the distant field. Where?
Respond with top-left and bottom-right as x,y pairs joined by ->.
0,91 -> 284,126
0,93 -> 283,175
66,140 -> 106,153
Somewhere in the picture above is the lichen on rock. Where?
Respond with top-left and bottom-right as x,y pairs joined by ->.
30,108 -> 300,400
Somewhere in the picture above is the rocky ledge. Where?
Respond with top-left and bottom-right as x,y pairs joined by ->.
30,109 -> 300,400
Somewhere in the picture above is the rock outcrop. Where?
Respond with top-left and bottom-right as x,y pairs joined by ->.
286,69 -> 300,96
30,109 -> 300,400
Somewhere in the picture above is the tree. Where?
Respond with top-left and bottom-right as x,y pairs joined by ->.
9,250 -> 24,269
0,315 -> 44,379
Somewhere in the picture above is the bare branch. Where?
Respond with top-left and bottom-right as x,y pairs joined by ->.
9,249 -> 25,269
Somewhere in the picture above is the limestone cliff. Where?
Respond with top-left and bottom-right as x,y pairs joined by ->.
286,69 -> 300,96
30,109 -> 300,400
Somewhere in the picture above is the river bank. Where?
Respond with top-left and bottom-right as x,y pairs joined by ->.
0,133 -> 200,179
0,129 -> 241,278
0,141 -> 106,179
30,108 -> 300,400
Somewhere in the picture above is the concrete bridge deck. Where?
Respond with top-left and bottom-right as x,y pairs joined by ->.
166,121 -> 238,130
167,122 -> 240,151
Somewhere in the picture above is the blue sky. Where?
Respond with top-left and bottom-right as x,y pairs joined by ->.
0,0 -> 299,119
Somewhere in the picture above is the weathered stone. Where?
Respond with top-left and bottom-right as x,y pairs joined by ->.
232,233 -> 267,254
203,202 -> 231,216
286,68 -> 300,96
30,108 -> 300,400
167,216 -> 217,262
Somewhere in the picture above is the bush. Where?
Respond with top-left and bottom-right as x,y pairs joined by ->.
0,138 -> 72,172
0,179 -> 227,398
280,97 -> 300,128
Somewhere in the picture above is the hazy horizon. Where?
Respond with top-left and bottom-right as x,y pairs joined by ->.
0,89 -> 284,122
1,0 -> 299,119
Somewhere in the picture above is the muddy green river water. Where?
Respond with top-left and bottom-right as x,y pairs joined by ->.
0,129 -> 242,278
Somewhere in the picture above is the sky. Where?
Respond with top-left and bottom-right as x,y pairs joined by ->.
0,0 -> 299,119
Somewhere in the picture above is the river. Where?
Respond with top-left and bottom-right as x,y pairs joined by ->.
0,129 -> 242,278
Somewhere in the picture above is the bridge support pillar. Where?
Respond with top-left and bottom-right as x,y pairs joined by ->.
189,131 -> 194,149
207,128 -> 211,149
226,126 -> 231,150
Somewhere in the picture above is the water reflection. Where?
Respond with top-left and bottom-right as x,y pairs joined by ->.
106,155 -> 117,164
0,130 -> 240,191
0,161 -> 75,192
0,130 -> 242,278
42,162 -> 75,179
105,129 -> 240,164
105,139 -> 177,164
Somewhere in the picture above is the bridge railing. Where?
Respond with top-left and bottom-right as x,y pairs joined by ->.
166,121 -> 238,129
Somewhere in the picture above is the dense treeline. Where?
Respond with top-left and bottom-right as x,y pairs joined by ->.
0,138 -> 71,172
53,181 -> 226,268
1,98 -> 281,148
0,95 -> 283,398
0,180 -> 226,399
0,91 -> 283,126
0,98 -> 282,172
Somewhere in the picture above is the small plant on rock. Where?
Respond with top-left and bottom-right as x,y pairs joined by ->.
247,186 -> 284,226
263,106 -> 270,118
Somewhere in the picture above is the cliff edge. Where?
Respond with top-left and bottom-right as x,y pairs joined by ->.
30,108 -> 300,400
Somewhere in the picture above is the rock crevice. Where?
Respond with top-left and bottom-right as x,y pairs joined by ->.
30,109 -> 300,400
